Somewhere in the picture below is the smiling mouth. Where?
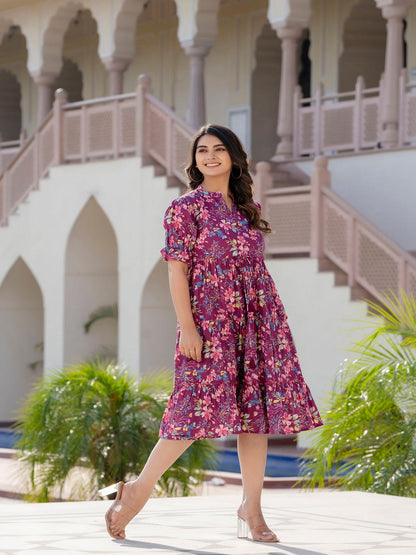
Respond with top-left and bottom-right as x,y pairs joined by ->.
205,163 -> 220,167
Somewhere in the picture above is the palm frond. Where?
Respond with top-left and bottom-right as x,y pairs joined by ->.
84,304 -> 118,333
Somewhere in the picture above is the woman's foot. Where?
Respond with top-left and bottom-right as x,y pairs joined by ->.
105,481 -> 143,539
237,503 -> 279,542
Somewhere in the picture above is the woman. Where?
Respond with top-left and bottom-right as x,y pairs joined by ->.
104,124 -> 323,542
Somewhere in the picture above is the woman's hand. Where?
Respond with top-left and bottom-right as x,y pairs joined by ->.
179,325 -> 203,362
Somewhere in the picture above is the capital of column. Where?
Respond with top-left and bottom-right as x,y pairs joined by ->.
272,22 -> 304,41
182,41 -> 213,59
30,70 -> 57,87
376,0 -> 412,19
101,56 -> 131,73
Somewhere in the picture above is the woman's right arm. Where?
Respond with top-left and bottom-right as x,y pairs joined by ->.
167,259 -> 203,362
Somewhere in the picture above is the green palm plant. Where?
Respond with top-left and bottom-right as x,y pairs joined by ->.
298,291 -> 416,497
14,359 -> 217,502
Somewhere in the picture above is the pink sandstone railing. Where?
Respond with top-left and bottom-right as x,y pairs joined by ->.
0,74 -> 194,226
0,132 -> 27,175
293,73 -> 416,157
255,157 -> 416,301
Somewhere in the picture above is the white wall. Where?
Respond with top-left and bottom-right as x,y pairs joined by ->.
297,150 -> 416,252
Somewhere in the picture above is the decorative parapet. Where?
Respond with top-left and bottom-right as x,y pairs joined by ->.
292,73 -> 416,157
0,74 -> 195,227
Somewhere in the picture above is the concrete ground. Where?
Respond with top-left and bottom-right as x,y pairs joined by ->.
1,488 -> 416,555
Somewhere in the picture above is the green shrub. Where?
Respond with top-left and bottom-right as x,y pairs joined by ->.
14,359 -> 217,501
299,292 -> 416,497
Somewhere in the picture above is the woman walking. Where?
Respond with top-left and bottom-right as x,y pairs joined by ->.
104,124 -> 323,542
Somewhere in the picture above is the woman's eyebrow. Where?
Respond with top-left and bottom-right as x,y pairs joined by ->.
196,143 -> 224,149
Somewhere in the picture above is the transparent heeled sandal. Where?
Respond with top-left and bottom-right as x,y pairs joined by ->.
101,481 -> 140,540
237,514 -> 280,543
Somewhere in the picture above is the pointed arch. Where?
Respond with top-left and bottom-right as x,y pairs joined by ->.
140,259 -> 176,375
111,0 -> 147,60
0,69 -> 22,141
339,0 -> 386,92
251,22 -> 282,160
64,196 -> 118,366
39,1 -> 102,75
0,257 -> 44,421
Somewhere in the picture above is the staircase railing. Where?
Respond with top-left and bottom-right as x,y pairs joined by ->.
293,71 -> 416,157
255,157 -> 416,300
0,75 -> 194,226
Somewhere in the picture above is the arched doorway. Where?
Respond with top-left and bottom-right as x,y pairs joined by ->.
0,69 -> 21,141
251,23 -> 282,161
140,260 -> 176,375
41,5 -> 103,105
0,258 -> 43,422
339,0 -> 386,92
53,58 -> 83,103
0,25 -> 27,140
64,197 -> 118,366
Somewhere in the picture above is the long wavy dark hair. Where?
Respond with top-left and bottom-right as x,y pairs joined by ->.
185,124 -> 272,234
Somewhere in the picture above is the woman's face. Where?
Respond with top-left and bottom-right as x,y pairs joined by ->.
195,134 -> 233,180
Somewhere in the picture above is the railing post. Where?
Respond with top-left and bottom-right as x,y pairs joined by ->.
136,74 -> 152,160
253,161 -> 273,210
2,171 -> 9,226
354,76 -> 365,151
52,88 -> 68,166
314,83 -> 323,156
347,215 -> 357,288
398,258 -> 406,295
19,128 -> 27,147
398,68 -> 407,147
310,155 -> 330,259
293,85 -> 301,158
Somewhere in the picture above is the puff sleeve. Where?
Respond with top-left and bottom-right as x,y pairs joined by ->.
160,198 -> 198,265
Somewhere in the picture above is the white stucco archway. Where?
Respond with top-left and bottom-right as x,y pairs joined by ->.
140,259 -> 176,376
64,196 -> 118,366
0,257 -> 44,422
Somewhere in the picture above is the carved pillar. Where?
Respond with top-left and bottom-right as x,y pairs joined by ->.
102,57 -> 131,96
31,72 -> 57,124
377,0 -> 411,147
183,43 -> 211,129
272,23 -> 303,160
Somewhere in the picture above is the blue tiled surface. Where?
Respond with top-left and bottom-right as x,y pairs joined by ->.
0,429 -> 20,449
213,449 -> 300,477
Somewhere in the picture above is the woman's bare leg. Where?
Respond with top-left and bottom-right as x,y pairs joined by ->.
109,438 -> 194,537
237,433 -> 278,541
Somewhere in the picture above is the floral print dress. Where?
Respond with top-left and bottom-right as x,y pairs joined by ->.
160,184 -> 323,439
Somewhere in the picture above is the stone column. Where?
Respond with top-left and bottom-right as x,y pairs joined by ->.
377,1 -> 411,147
102,57 -> 131,96
31,71 -> 57,125
272,23 -> 303,160
183,43 -> 212,129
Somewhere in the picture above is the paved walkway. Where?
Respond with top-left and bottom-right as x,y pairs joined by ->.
1,489 -> 415,554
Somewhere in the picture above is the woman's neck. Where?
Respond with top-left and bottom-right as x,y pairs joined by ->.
201,175 -> 230,195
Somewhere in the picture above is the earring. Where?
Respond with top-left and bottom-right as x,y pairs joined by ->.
189,166 -> 203,182
232,165 -> 242,179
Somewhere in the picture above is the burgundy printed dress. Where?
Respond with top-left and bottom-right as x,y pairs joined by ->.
159,184 -> 323,439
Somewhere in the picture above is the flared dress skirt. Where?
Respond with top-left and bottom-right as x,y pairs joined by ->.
159,184 -> 324,439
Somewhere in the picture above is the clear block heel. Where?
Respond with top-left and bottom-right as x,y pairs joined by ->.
237,516 -> 248,539
98,482 -> 121,498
